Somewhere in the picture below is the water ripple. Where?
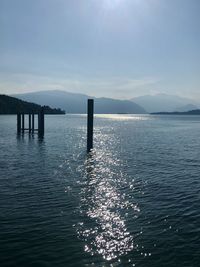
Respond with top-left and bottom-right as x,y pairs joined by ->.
76,144 -> 140,261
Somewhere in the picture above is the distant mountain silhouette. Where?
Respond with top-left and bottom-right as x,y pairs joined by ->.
151,109 -> 200,115
12,90 -> 147,114
0,94 -> 65,114
131,93 -> 199,113
175,104 -> 198,112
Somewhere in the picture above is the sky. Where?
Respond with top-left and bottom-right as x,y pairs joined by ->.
0,0 -> 199,100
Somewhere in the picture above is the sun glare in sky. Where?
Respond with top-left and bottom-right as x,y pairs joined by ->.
0,0 -> 199,99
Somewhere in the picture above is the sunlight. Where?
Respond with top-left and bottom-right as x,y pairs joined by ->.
95,114 -> 150,121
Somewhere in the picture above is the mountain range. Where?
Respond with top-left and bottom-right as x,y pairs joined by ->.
12,90 -> 146,114
131,93 -> 199,113
11,91 -> 200,114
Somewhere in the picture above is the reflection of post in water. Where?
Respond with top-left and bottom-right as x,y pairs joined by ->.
85,152 -> 95,179
17,107 -> 45,138
38,134 -> 44,143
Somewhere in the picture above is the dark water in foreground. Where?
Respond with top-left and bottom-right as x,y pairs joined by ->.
0,114 -> 200,267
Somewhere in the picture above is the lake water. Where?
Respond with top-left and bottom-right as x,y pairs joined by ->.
0,114 -> 200,267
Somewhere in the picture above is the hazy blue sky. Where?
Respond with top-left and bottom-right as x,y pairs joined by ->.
0,0 -> 199,99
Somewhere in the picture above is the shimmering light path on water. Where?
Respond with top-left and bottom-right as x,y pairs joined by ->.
0,114 -> 200,267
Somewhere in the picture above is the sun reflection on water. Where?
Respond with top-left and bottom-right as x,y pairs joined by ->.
95,114 -> 150,121
76,132 -> 140,261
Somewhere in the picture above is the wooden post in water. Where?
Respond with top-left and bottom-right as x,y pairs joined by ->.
32,114 -> 34,133
17,113 -> 21,134
40,108 -> 44,136
38,108 -> 44,137
38,112 -> 40,135
29,114 -> 31,133
87,99 -> 94,152
22,113 -> 25,133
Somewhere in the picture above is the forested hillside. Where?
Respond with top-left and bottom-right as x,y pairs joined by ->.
0,94 -> 65,114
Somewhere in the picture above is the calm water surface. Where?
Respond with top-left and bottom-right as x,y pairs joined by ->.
0,114 -> 200,267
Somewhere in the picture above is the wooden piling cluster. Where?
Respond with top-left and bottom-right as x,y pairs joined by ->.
17,108 -> 44,136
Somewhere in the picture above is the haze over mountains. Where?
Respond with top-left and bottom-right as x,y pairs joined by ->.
12,90 -> 146,114
11,90 -> 200,114
132,94 -> 199,113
